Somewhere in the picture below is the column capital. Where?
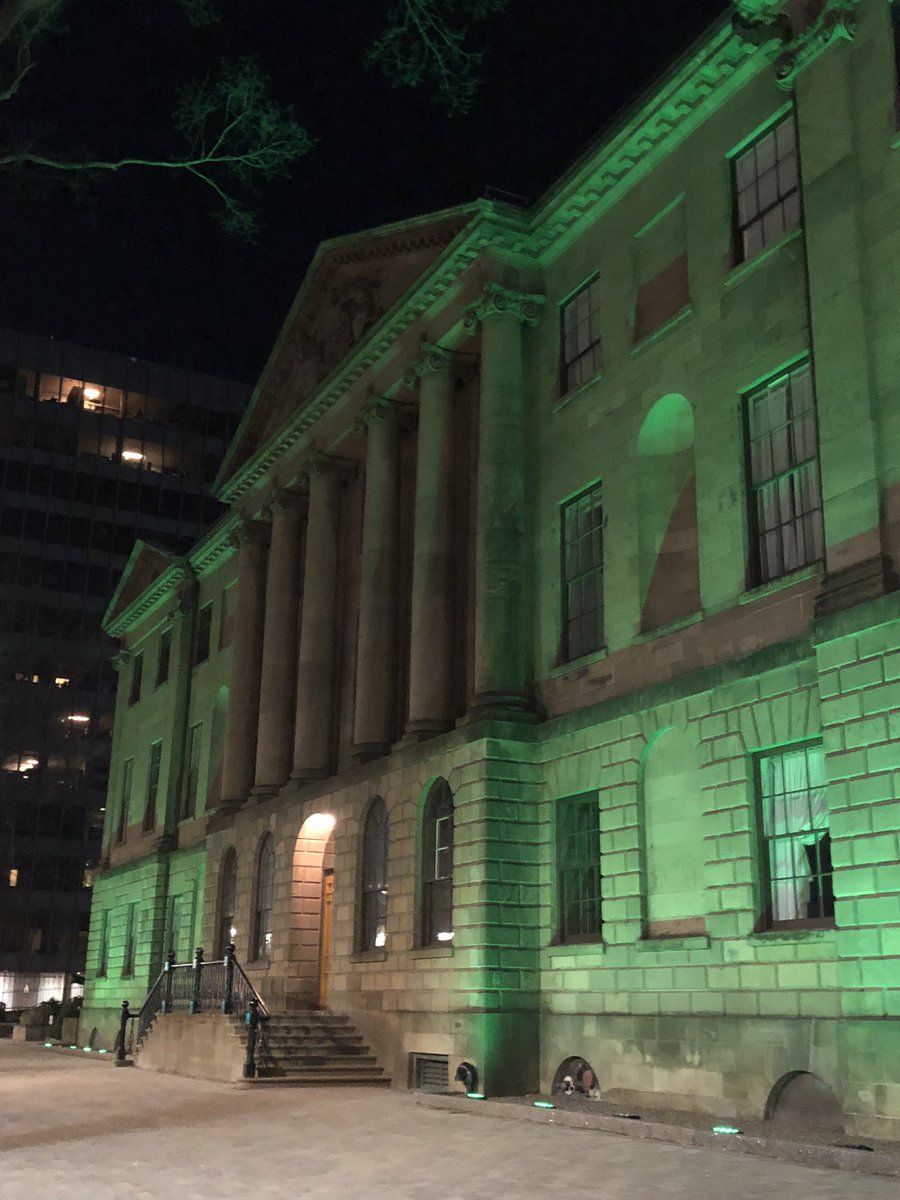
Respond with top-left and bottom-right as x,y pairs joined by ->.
228,519 -> 270,551
352,394 -> 415,434
263,487 -> 308,520
112,647 -> 131,673
403,342 -> 474,389
299,448 -> 356,486
463,283 -> 545,333
731,1 -> 858,88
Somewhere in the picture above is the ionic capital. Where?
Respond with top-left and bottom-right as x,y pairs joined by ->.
112,647 -> 131,673
353,395 -> 415,434
264,487 -> 308,520
228,519 -> 270,552
403,342 -> 473,389
463,283 -> 545,333
299,448 -> 356,487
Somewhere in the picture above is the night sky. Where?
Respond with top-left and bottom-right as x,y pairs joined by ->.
0,0 -> 730,384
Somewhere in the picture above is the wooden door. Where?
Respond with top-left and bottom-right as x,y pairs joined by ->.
318,869 -> 334,1008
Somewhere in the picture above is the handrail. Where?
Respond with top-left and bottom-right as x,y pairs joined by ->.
119,943 -> 270,1069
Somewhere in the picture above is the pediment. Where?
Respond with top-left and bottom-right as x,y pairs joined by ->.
103,540 -> 179,632
217,206 -> 475,489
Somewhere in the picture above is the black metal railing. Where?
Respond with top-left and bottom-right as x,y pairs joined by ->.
115,944 -> 269,1077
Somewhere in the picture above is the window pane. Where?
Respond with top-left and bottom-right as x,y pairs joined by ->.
561,279 -> 602,393
733,112 -> 799,262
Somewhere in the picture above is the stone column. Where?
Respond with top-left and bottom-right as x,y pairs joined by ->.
217,520 -> 269,810
404,345 -> 460,739
463,283 -> 544,719
352,398 -> 405,759
163,579 -> 198,835
292,455 -> 346,781
254,489 -> 307,795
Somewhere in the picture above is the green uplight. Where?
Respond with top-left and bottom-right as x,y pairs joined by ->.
43,1042 -> 53,1048
712,1125 -> 741,1135
533,1101 -> 555,1109
98,1049 -> 108,1054
466,1092 -> 485,1100
69,1044 -> 78,1050
83,1047 -> 92,1052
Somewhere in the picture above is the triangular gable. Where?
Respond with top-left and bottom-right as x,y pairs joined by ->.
216,204 -> 478,490
103,540 -> 179,632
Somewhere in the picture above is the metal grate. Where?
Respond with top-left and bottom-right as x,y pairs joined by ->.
410,1053 -> 449,1093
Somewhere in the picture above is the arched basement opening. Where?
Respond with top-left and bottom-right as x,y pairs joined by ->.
552,1055 -> 600,1097
637,393 -> 700,632
765,1071 -> 844,1132
288,812 -> 336,1010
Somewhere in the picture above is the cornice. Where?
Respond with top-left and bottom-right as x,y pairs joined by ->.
217,210 -> 531,504
104,560 -> 192,639
526,22 -> 760,260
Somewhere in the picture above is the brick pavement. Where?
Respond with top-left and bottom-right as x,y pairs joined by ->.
0,1043 -> 896,1200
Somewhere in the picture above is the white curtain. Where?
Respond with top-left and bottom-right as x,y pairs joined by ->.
761,744 -> 827,922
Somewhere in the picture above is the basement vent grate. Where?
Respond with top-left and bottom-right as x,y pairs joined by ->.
410,1053 -> 449,1093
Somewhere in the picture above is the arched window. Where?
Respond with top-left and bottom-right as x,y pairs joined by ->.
217,848 -> 237,957
359,797 -> 388,951
421,780 -> 453,947
253,834 -> 275,961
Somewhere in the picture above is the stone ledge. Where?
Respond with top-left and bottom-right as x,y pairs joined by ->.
417,1094 -> 900,1179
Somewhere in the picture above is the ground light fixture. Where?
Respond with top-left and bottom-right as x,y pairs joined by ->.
466,1093 -> 485,1100
712,1125 -> 742,1135
454,1061 -> 478,1094
533,1101 -> 555,1109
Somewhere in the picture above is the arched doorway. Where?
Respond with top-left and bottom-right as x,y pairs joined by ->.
289,813 -> 336,1009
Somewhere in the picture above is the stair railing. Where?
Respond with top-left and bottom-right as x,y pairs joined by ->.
115,943 -> 270,1074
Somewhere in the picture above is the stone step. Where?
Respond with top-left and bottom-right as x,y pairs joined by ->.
260,1054 -> 379,1070
264,1036 -> 367,1046
248,1072 -> 392,1088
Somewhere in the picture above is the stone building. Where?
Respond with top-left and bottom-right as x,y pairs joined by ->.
82,1 -> 900,1139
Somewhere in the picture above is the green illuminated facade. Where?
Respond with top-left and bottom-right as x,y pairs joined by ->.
83,0 -> 900,1138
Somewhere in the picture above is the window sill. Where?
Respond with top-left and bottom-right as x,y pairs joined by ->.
748,926 -> 835,945
630,305 -> 693,356
635,934 -> 710,952
724,227 -> 803,291
546,941 -> 605,957
632,611 -> 703,644
549,647 -> 608,679
411,945 -> 454,959
350,949 -> 388,963
738,561 -> 822,606
552,371 -> 603,414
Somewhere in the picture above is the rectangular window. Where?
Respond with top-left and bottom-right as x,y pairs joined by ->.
122,902 -> 138,977
757,742 -> 832,928
556,794 -> 602,943
560,277 -> 602,393
194,602 -> 213,665
560,482 -> 604,663
732,111 -> 800,264
745,361 -> 823,584
182,723 -> 202,820
143,741 -> 162,832
155,628 -> 172,687
128,652 -> 143,706
97,910 -> 109,977
116,757 -> 134,844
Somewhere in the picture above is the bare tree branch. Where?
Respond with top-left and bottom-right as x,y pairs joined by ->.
0,58 -> 313,239
369,0 -> 507,114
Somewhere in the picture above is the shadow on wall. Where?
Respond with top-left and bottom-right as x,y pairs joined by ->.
637,393 -> 700,632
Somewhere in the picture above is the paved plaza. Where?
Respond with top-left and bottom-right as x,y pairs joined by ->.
0,1043 -> 895,1200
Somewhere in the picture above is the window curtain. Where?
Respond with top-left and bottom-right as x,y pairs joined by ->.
761,744 -> 827,921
